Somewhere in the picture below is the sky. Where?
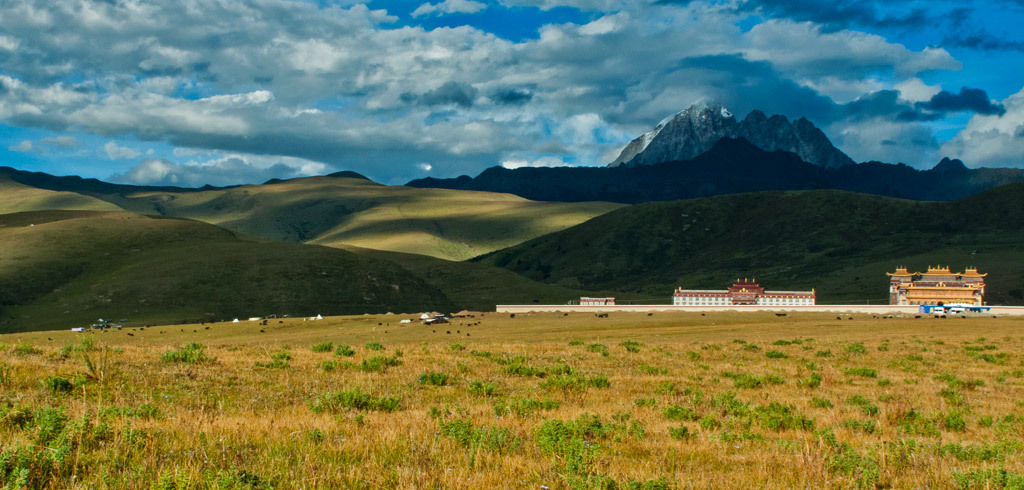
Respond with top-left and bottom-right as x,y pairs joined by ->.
1,0 -> 1023,187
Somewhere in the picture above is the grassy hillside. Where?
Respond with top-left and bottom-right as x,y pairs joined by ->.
0,170 -> 623,261
340,245 -> 630,310
0,211 -> 456,332
477,184 -> 1024,304
0,176 -> 123,213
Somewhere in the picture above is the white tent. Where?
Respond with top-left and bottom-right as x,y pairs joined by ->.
232,318 -> 240,323
315,314 -> 323,320
420,313 -> 431,320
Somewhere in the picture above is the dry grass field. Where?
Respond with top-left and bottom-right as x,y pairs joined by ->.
2,311 -> 1024,489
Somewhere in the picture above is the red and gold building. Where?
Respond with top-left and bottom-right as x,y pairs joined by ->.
887,266 -> 986,306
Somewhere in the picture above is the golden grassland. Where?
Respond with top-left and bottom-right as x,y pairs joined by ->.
2,311 -> 1024,489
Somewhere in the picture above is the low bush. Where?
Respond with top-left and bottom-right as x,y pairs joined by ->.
309,387 -> 400,413
311,342 -> 333,353
162,343 -> 214,364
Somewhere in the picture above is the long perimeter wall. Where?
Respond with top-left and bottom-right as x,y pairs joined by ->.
495,304 -> 1024,316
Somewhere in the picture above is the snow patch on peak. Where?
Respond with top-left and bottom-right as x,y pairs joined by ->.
720,107 -> 733,118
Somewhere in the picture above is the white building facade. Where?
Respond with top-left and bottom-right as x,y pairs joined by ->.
672,280 -> 815,306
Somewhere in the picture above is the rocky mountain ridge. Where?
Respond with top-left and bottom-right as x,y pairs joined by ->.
610,103 -> 855,169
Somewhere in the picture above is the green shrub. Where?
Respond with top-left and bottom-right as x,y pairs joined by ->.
311,342 -> 333,353
586,343 -> 610,357
255,351 -> 291,368
816,350 -> 833,357
846,395 -> 879,416
840,418 -> 877,434
418,371 -> 450,386
669,426 -> 693,440
952,468 -> 1024,489
810,397 -> 833,408
438,418 -> 519,452
765,350 -> 788,359
633,397 -> 657,407
944,410 -> 968,432
319,360 -> 338,372
662,404 -> 699,421
536,414 -> 620,474
772,340 -> 793,346
493,397 -> 560,417
568,340 -> 584,346
365,342 -> 384,351
449,344 -> 466,351
359,356 -> 402,373
844,367 -> 878,378
12,343 -> 42,356
798,373 -> 822,388
468,380 -> 498,396
309,387 -> 400,413
619,341 -> 642,353
161,343 -> 214,364
334,344 -> 355,357
753,403 -> 815,431
844,343 -> 868,355
41,375 -> 76,394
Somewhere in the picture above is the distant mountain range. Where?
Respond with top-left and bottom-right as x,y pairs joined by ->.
408,103 -> 1024,203
409,137 -> 1024,203
610,103 -> 853,169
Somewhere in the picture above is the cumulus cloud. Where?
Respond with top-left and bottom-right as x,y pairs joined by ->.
110,153 -> 327,187
412,0 -> 487,17
8,140 -> 32,152
38,135 -> 77,148
104,141 -> 142,160
941,86 -> 1024,167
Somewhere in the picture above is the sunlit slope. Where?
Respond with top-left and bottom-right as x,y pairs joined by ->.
0,211 -> 456,332
478,185 -> 1024,304
0,176 -> 123,213
117,175 -> 624,261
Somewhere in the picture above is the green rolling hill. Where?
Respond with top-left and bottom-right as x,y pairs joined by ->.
476,184 -> 1024,305
0,210 -> 457,332
0,175 -> 123,213
0,167 -> 623,261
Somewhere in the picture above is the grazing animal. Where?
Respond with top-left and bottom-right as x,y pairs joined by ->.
647,313 -> 653,316
510,314 -> 515,318
457,330 -> 460,333
127,333 -> 134,337
259,329 -> 265,333
467,333 -> 470,336
47,337 -> 52,341
205,327 -> 210,330
446,331 -> 451,334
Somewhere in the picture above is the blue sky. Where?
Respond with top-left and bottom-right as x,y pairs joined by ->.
1,0 -> 1023,186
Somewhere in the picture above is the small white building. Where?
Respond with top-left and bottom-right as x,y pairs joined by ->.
580,297 -> 616,306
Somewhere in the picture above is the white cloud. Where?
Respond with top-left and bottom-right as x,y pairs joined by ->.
104,141 -> 142,160
111,152 -> 327,187
941,86 -> 1024,167
417,162 -> 433,171
895,78 -> 942,103
501,156 -> 570,169
38,135 -> 77,148
412,0 -> 487,17
8,140 -> 32,152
